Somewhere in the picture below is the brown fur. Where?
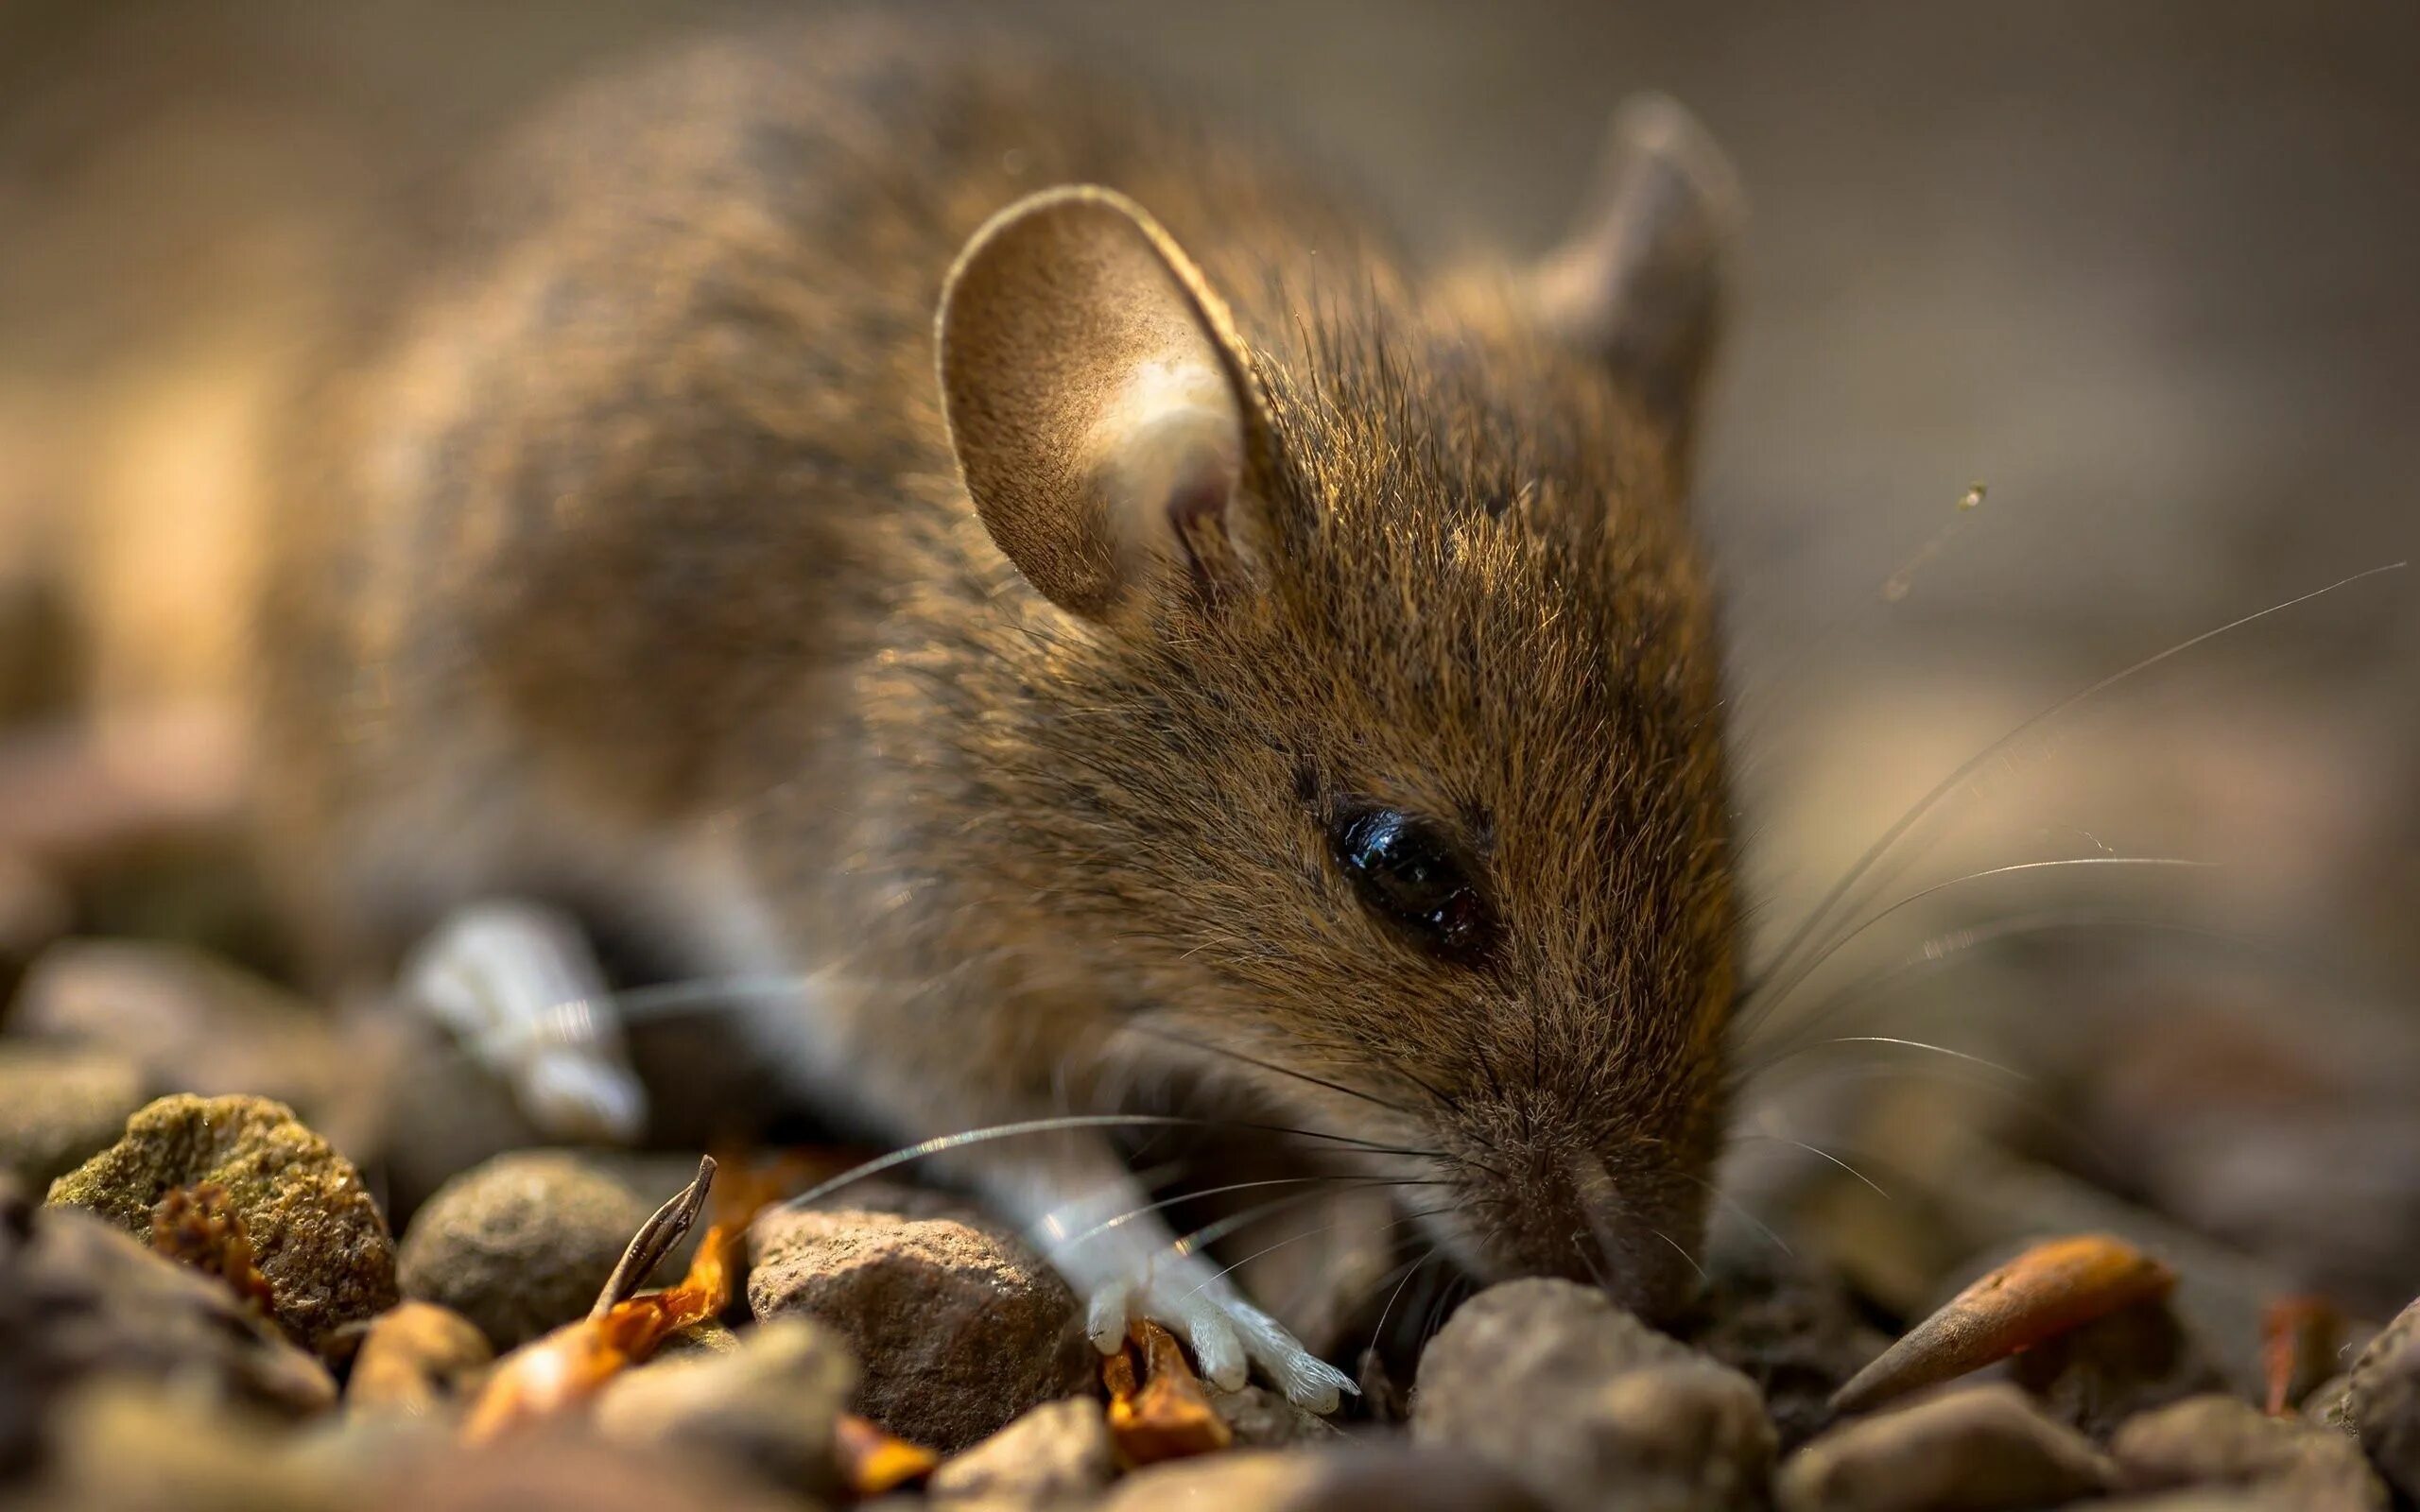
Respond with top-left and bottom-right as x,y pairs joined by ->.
253,11 -> 1737,1318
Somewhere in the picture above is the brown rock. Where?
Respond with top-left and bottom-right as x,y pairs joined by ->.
929,1396 -> 1114,1503
1777,1383 -> 2115,1512
2111,1393 -> 2385,1508
594,1316 -> 856,1499
394,1150 -> 699,1351
347,1301 -> 494,1418
1414,1278 -> 1774,1512
44,1092 -> 395,1356
1098,1445 -> 1552,1512
2348,1297 -> 2420,1500
748,1201 -> 1093,1452
0,1041 -> 144,1188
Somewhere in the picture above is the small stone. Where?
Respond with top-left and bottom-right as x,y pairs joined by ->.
44,1092 -> 396,1356
0,1198 -> 336,1477
2110,1393 -> 2385,1508
0,1042 -> 144,1188
2303,1372 -> 2356,1435
1098,1445 -> 1552,1512
361,1433 -> 811,1512
1415,1279 -> 1774,1512
23,1378 -> 346,1512
594,1316 -> 856,1498
1211,1383 -> 1343,1448
347,1301 -> 493,1418
748,1202 -> 1093,1452
2006,1295 -> 2230,1438
2349,1297 -> 2420,1500
929,1397 -> 1114,1503
394,1150 -> 699,1351
1777,1383 -> 2115,1512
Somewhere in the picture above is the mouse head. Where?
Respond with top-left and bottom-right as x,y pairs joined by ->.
936,99 -> 1741,1320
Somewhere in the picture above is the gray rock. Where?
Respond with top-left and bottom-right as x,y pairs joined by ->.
44,1092 -> 396,1356
0,1194 -> 335,1476
1211,1383 -> 1344,1448
2110,1393 -> 2384,1508
346,1301 -> 493,1418
928,1397 -> 1114,1504
2348,1296 -> 2420,1499
0,1042 -> 143,1188
1415,1278 -> 1774,1512
1098,1445 -> 1552,1512
748,1201 -> 1092,1452
393,1150 -> 698,1351
1777,1383 -> 2114,1512
594,1316 -> 856,1498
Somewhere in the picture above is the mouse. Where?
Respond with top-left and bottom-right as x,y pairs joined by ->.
246,10 -> 1745,1410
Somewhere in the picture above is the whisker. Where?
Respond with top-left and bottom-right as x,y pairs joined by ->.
1651,1227 -> 1710,1284
1680,1171 -> 1793,1257
1726,1132 -> 1892,1199
1166,1179 -> 1447,1263
1745,560 -> 2405,1001
1121,1023 -> 1418,1117
778,1114 -> 1449,1215
1733,908 -> 2267,1058
1368,1245 -> 1443,1363
1054,1175 -> 1338,1251
1744,856 -> 2216,1023
1178,1205 -> 1446,1305
1791,1035 -> 2027,1079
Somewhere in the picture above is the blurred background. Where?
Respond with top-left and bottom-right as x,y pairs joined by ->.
1,0 -> 2414,1328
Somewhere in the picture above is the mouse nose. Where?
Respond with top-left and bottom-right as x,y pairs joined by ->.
1448,1147 -> 1706,1321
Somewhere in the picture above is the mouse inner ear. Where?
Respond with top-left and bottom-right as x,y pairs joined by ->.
1529,94 -> 1743,452
939,186 -> 1277,620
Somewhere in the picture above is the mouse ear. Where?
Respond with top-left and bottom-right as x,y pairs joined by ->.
1530,94 -> 1742,449
939,186 -> 1277,620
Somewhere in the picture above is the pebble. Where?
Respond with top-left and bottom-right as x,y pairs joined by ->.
1210,1383 -> 1343,1448
1097,1445 -> 1553,1512
393,1149 -> 699,1351
747,1201 -> 1093,1452
346,1301 -> 494,1418
1776,1383 -> 2114,1512
1414,1278 -> 1774,1512
928,1396 -> 1115,1504
2348,1297 -> 2420,1500
44,1092 -> 396,1355
0,1041 -> 144,1188
0,1192 -> 337,1468
2109,1393 -> 2385,1508
593,1316 -> 856,1499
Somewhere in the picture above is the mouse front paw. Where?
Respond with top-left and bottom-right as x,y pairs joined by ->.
1083,1260 -> 1357,1414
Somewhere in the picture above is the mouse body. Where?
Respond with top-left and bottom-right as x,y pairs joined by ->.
251,11 -> 1745,1406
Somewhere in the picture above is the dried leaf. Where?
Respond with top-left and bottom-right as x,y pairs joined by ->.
463,1156 -> 762,1442
1104,1319 -> 1234,1465
150,1181 -> 277,1320
1831,1233 -> 2175,1413
2261,1294 -> 2344,1417
834,1413 -> 940,1494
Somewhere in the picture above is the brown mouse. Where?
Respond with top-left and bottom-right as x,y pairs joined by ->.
248,11 -> 1744,1408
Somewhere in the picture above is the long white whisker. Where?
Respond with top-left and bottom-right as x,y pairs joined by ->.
1746,560 -> 2405,999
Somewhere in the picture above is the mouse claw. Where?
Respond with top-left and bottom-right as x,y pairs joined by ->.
1086,1279 -> 1137,1356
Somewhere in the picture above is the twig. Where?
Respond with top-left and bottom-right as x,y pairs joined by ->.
589,1154 -> 717,1321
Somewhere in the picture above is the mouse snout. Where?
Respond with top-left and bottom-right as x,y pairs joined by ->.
1422,1112 -> 1712,1323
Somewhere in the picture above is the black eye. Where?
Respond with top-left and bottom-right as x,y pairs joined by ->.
1331,807 -> 1496,964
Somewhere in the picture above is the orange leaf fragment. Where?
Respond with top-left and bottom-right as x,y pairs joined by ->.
150,1181 -> 278,1321
1104,1319 -> 1234,1465
835,1413 -> 940,1494
1831,1233 -> 2176,1414
2261,1294 -> 2344,1417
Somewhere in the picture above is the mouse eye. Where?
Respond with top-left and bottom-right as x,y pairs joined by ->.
1330,807 -> 1496,964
